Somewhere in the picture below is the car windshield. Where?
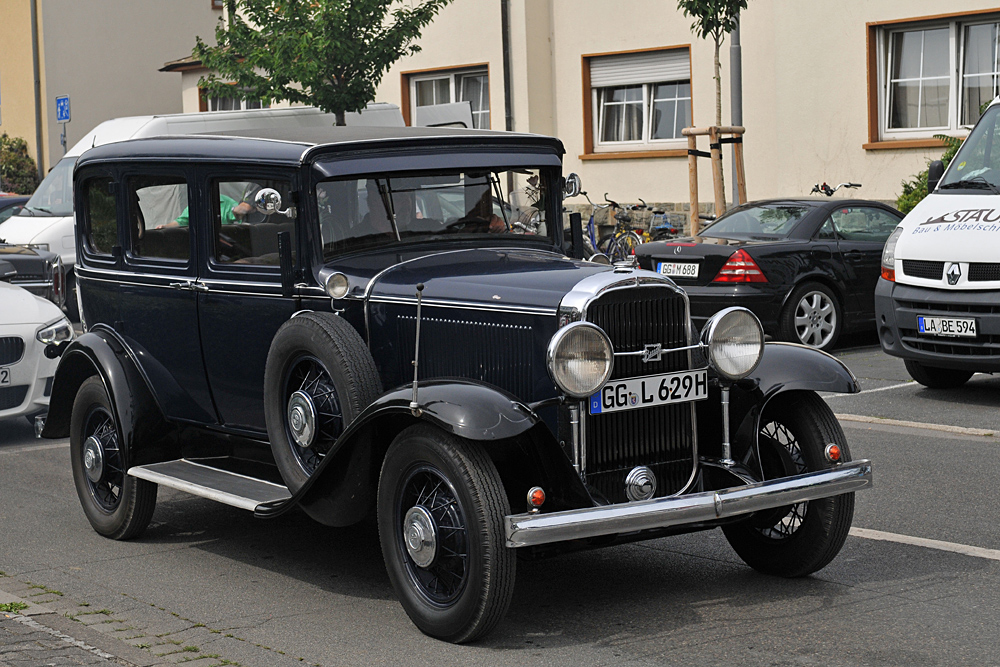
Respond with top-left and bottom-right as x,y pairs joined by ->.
316,167 -> 550,259
700,203 -> 812,237
22,157 -> 76,216
939,104 -> 1000,190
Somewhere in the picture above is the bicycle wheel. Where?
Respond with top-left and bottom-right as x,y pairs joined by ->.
617,231 -> 641,258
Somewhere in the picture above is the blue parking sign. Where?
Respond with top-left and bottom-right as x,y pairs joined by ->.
56,96 -> 70,123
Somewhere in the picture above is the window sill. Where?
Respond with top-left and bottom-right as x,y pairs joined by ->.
863,138 -> 949,151
579,149 -> 687,160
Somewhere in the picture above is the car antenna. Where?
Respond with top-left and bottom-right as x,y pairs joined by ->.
410,283 -> 425,417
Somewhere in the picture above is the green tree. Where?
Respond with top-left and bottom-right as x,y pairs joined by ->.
677,0 -> 749,199
896,135 -> 963,214
0,133 -> 40,195
194,0 -> 454,126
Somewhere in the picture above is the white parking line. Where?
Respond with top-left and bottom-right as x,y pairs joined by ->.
825,381 -> 913,398
836,414 -> 995,437
851,527 -> 1000,562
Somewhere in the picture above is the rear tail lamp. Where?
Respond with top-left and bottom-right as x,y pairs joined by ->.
712,249 -> 767,283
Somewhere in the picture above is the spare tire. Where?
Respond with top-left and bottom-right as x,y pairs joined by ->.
263,312 -> 382,493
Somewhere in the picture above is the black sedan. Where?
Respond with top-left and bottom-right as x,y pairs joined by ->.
635,199 -> 903,350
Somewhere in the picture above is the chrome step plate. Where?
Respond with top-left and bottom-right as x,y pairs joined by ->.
128,459 -> 291,512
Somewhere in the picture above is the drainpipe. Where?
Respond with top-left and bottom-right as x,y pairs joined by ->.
729,15 -> 742,205
500,0 -> 514,192
30,0 -> 44,178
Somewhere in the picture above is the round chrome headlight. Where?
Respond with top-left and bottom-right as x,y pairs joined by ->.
700,307 -> 764,381
547,322 -> 614,398
325,272 -> 350,299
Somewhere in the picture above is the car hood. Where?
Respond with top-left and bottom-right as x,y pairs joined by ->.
0,212 -> 67,245
367,247 -> 612,313
0,280 -> 63,326
895,193 -> 1000,264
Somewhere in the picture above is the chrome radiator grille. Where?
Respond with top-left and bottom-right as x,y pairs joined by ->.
584,287 -> 695,503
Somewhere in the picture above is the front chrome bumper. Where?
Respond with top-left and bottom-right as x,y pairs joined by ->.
505,460 -> 872,548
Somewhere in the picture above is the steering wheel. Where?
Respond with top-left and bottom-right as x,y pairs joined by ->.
444,216 -> 493,233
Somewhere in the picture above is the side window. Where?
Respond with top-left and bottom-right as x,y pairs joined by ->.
816,218 -> 838,240
84,177 -> 117,255
212,179 -> 296,265
127,175 -> 190,261
830,207 -> 899,242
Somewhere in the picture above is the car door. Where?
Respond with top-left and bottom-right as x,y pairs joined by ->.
830,206 -> 901,320
196,170 -> 299,433
116,166 -> 217,424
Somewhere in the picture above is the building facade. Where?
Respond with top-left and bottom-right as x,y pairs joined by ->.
170,1 -> 1000,211
0,0 -> 223,176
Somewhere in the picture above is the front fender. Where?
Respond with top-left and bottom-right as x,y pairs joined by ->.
40,327 -> 176,465
697,342 -> 859,459
259,379 -> 575,526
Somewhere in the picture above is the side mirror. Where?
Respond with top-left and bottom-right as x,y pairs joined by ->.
563,173 -> 582,199
928,160 -> 944,193
254,188 -> 296,218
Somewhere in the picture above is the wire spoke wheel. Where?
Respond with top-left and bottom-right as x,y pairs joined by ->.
82,406 -> 125,512
397,464 -> 469,606
755,420 -> 808,539
283,354 -> 344,476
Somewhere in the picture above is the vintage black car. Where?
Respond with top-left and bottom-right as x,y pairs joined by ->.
635,199 -> 903,351
41,128 -> 872,643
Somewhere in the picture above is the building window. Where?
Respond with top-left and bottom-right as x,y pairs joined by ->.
207,96 -> 267,112
407,67 -> 490,129
873,12 -> 1000,142
585,47 -> 691,154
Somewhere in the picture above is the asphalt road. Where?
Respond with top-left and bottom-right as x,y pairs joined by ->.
2,340 -> 999,666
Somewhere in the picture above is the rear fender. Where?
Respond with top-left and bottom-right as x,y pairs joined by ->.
262,379 -> 590,525
41,327 -> 176,465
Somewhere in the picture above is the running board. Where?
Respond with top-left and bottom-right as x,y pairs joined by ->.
128,459 -> 291,512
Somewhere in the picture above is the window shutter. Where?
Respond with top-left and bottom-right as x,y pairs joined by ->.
590,49 -> 690,88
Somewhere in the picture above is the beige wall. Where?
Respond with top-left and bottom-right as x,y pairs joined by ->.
34,0 -> 222,171
0,1 -> 40,177
371,0 -> 1000,207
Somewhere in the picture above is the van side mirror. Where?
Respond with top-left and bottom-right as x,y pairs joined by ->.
928,160 -> 944,193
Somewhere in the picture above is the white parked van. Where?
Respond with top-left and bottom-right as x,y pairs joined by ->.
876,99 -> 1000,388
0,104 -> 408,320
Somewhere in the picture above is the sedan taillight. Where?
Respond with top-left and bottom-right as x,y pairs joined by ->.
712,249 -> 768,283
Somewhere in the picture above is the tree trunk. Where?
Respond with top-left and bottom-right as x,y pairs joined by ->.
714,34 -> 726,202
335,110 -> 346,126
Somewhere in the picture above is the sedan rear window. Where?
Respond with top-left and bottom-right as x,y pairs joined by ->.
702,204 -> 811,237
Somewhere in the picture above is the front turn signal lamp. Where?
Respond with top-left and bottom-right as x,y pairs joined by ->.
880,227 -> 903,282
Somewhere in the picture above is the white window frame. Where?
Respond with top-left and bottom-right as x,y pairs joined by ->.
409,68 -> 490,129
877,15 -> 1000,140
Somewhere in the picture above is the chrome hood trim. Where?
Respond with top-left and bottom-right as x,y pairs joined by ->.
505,460 -> 873,548
558,267 -> 682,324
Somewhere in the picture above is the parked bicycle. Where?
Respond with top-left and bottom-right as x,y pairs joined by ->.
811,182 -> 862,196
597,194 -> 644,262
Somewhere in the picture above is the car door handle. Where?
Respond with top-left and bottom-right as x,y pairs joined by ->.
169,281 -> 209,292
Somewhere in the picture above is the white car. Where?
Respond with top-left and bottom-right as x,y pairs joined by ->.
1,263 -> 74,426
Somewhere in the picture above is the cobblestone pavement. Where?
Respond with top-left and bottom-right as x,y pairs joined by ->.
1,612 -> 117,666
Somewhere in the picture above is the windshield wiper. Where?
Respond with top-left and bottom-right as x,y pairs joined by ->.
939,177 -> 1000,194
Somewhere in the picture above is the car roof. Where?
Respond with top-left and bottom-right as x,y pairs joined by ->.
76,126 -> 565,169
736,198 -> 901,212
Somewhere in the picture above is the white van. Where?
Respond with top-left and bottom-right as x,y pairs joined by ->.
0,104 -> 409,320
876,99 -> 1000,388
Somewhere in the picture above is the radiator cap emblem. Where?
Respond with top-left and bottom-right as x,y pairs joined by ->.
625,466 -> 657,502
